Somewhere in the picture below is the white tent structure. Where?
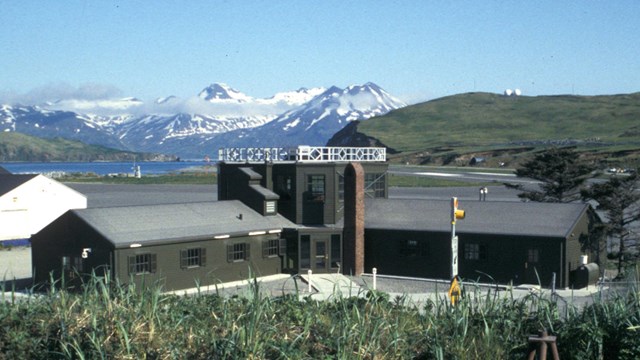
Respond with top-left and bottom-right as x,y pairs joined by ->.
0,173 -> 87,242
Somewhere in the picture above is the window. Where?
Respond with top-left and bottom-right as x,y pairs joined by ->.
262,238 -> 280,258
365,173 -> 386,198
527,249 -> 539,263
464,243 -> 487,260
62,256 -> 83,272
307,175 -> 325,202
275,175 -> 293,200
227,243 -> 250,262
300,235 -> 311,269
128,253 -> 157,275
338,173 -> 345,202
181,248 -> 206,268
400,239 -> 428,257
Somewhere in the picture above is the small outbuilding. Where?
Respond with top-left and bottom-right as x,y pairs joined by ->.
469,157 -> 486,166
0,173 -> 87,242
31,201 -> 297,290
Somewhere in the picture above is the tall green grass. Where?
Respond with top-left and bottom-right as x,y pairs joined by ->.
2,275 -> 640,359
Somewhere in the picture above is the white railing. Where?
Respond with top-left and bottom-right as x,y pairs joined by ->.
218,146 -> 386,163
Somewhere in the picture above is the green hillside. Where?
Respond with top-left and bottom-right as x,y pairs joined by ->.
357,92 -> 640,166
0,132 -> 174,162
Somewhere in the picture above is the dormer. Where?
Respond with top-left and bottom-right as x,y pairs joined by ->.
219,167 -> 279,216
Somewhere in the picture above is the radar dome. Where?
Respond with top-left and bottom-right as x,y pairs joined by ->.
504,89 -> 513,96
514,89 -> 522,96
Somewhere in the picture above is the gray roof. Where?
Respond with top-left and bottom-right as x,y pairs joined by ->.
250,184 -> 279,200
72,200 -> 298,248
0,174 -> 38,196
362,199 -> 589,238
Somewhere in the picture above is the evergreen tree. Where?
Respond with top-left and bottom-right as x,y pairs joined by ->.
581,172 -> 640,276
505,147 -> 596,203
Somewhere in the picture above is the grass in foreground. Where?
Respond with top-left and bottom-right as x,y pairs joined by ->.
2,274 -> 640,359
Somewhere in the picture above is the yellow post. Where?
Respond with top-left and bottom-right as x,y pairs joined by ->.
448,276 -> 462,306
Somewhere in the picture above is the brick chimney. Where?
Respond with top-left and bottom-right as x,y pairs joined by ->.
343,162 -> 365,275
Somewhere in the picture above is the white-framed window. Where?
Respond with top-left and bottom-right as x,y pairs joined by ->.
365,173 -> 386,198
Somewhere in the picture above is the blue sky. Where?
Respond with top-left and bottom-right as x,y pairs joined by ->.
1,1 -> 639,104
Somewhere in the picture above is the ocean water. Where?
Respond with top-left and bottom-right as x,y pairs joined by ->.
0,161 -> 215,176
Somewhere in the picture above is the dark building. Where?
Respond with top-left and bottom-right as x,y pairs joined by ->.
31,201 -> 295,290
218,146 -> 388,276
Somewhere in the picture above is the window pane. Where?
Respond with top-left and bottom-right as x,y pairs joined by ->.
263,238 -> 280,257
228,243 -> 249,262
182,248 -> 203,268
307,175 -> 325,201
300,235 -> 311,269
130,253 -> 154,274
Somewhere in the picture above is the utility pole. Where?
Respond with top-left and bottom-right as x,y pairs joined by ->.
449,197 -> 465,305
450,197 -> 465,278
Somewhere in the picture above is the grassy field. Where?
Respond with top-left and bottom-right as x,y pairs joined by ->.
356,92 -> 640,167
2,275 -> 639,359
388,173 -> 494,187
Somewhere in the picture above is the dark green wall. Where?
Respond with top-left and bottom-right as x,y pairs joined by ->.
364,229 -> 451,279
363,228 -> 575,288
31,212 -> 114,287
32,211 -> 283,291
115,234 -> 282,291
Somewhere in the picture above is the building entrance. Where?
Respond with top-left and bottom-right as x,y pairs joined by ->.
313,239 -> 329,272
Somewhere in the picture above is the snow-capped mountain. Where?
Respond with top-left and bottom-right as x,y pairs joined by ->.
198,83 -> 326,106
0,104 -> 128,149
199,83 -> 254,103
212,82 -> 406,148
0,83 -> 405,158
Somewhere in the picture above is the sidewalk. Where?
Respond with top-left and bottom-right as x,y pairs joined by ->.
300,273 -> 364,300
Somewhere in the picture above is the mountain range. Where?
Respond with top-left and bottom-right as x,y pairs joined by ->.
0,83 -> 405,159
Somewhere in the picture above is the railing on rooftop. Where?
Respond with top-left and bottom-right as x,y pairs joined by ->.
218,146 -> 386,163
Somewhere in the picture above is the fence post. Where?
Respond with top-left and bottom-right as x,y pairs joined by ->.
308,269 -> 312,293
373,267 -> 377,291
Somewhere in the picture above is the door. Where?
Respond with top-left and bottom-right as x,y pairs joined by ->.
523,248 -> 540,284
312,239 -> 329,273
